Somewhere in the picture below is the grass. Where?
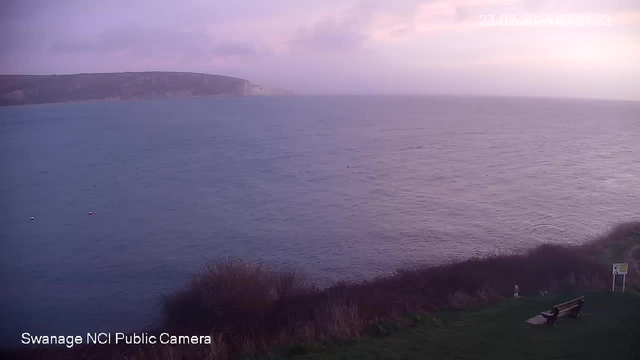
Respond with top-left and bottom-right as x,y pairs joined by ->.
156,244 -> 611,358
280,291 -> 640,360
5,221 -> 640,359
583,221 -> 640,288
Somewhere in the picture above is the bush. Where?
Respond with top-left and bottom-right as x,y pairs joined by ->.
163,259 -> 313,332
23,221 -> 637,360
161,242 -> 613,358
584,221 -> 640,257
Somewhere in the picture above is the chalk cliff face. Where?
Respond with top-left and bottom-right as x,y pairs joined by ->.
243,82 -> 292,96
0,72 -> 289,106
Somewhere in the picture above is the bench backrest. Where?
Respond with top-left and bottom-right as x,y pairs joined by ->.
553,296 -> 585,311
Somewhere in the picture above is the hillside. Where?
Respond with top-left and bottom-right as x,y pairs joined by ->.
3,221 -> 638,359
0,72 -> 290,106
285,292 -> 640,360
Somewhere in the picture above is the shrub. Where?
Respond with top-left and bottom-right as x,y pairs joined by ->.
164,259 -> 280,331
20,221 -> 637,360
162,242 -> 612,358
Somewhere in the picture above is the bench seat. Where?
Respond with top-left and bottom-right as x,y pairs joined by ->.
540,296 -> 585,325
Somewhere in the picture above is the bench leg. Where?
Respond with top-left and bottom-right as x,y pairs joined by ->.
546,309 -> 560,326
569,300 -> 584,318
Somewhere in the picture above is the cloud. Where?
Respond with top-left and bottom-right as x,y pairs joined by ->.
289,17 -> 368,53
1,0 -> 639,99
49,26 -> 260,61
287,0 -> 423,53
212,42 -> 259,58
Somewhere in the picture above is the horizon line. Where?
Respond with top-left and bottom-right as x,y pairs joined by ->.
1,71 -> 638,103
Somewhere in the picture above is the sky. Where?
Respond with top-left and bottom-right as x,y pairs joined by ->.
1,0 -> 639,100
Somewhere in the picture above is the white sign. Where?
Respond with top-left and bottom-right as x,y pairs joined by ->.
613,263 -> 629,275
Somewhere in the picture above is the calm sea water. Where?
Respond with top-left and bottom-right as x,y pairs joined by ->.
1,95 -> 639,344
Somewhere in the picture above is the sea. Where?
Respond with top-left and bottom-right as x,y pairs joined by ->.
1,95 -> 639,345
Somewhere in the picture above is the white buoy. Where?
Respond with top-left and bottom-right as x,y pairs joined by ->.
88,211 -> 93,215
30,216 -> 34,220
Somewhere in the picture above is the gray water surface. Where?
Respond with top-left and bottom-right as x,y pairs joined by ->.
1,95 -> 639,344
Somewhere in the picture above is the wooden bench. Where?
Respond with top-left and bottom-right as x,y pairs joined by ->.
540,296 -> 585,326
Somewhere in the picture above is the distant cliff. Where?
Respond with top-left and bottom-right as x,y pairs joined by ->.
0,71 -> 290,106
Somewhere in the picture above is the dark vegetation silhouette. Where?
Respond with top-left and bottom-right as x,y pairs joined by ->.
7,221 -> 640,360
0,72 -> 250,106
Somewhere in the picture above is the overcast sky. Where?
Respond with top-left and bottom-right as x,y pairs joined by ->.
1,0 -> 639,100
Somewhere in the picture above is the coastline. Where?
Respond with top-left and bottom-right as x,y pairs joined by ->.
4,220 -> 639,359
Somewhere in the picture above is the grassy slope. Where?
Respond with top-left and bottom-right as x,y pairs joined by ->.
282,292 -> 640,360
5,222 -> 638,359
592,225 -> 640,288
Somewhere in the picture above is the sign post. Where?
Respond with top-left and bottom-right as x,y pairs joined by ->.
612,263 -> 628,292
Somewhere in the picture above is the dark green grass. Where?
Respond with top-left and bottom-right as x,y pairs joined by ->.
280,291 -> 640,360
